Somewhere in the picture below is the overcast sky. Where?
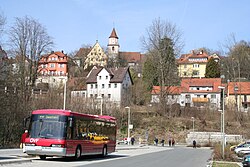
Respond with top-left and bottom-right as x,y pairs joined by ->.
1,0 -> 250,54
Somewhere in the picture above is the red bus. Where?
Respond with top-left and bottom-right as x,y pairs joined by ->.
24,109 -> 116,160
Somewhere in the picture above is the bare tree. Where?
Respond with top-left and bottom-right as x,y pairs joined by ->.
0,12 -> 6,44
220,34 -> 250,82
141,18 -> 183,116
9,16 -> 53,100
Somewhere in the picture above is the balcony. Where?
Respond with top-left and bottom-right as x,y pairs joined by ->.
192,97 -> 209,103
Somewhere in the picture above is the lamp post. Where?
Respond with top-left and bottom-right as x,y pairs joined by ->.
63,78 -> 67,110
125,106 -> 131,145
191,117 -> 195,133
234,85 -> 239,112
218,86 -> 225,159
97,96 -> 103,115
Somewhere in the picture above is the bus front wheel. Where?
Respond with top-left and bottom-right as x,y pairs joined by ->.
75,146 -> 81,160
39,155 -> 46,160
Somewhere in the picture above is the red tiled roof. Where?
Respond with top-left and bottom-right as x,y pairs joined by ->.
75,47 -> 92,58
151,86 -> 182,95
227,82 -> 250,95
181,78 -> 222,93
151,78 -> 222,95
109,28 -> 118,39
42,51 -> 67,58
178,50 -> 210,64
119,52 -> 145,63
68,77 -> 87,90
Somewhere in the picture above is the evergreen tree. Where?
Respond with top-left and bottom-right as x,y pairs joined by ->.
205,57 -> 220,78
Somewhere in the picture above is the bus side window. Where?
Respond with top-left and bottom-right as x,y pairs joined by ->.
67,126 -> 72,139
67,117 -> 73,139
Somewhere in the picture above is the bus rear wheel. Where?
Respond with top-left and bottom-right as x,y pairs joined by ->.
75,146 -> 81,160
39,155 -> 46,160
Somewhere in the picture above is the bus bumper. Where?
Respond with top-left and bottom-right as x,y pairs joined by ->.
25,146 -> 67,157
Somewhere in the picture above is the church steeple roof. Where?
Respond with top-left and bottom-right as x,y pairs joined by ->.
109,28 -> 118,39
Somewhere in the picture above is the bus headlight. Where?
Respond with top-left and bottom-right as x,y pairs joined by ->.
51,144 -> 65,148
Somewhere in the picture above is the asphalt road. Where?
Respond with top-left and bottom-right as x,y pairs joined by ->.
77,147 -> 213,167
0,145 -> 213,167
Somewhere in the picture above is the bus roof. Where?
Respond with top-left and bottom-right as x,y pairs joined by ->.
32,109 -> 116,123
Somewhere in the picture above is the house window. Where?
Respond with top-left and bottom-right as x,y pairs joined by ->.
183,72 -> 187,76
184,64 -> 187,68
108,94 -> 111,98
99,76 -> 101,80
82,92 -> 85,97
114,83 -> 117,88
204,95 -> 207,98
102,94 -> 104,98
193,70 -> 199,76
108,84 -> 111,88
102,84 -> 105,88
59,64 -> 64,68
172,95 -> 175,99
91,84 -> 93,89
106,76 -> 108,79
211,95 -> 216,99
90,94 -> 93,98
50,63 -> 55,68
193,64 -> 199,68
95,84 -> 97,88
95,94 -> 97,98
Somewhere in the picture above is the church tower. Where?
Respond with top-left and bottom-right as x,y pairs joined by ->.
107,28 -> 120,58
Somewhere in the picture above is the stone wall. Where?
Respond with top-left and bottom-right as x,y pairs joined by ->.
186,132 -> 243,145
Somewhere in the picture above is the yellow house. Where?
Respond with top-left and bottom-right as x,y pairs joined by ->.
84,40 -> 108,69
177,50 -> 219,78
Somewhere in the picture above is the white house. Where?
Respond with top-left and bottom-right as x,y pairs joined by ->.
86,66 -> 133,107
151,78 -> 222,109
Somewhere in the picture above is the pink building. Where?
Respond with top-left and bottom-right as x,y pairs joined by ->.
38,51 -> 68,76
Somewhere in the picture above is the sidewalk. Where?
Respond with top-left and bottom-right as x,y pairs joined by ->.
0,149 -> 33,165
0,144 -> 152,165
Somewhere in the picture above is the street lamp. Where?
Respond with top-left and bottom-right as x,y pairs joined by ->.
218,86 -> 225,159
125,106 -> 131,145
191,117 -> 195,133
97,96 -> 103,115
63,78 -> 67,110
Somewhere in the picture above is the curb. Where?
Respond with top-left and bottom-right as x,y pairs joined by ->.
116,146 -> 150,150
0,158 -> 32,165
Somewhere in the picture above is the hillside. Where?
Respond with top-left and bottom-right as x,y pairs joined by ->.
117,106 -> 250,144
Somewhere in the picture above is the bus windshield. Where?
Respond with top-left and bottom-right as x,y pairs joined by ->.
29,114 -> 67,139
